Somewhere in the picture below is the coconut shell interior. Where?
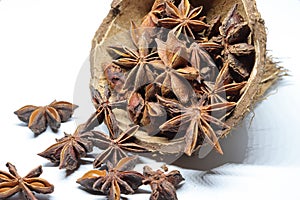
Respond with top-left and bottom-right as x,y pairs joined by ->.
89,0 -> 282,155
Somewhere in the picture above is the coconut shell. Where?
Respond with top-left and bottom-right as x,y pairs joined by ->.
89,0 -> 283,155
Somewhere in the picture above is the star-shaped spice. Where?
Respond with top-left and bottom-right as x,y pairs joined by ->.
158,0 -> 209,41
84,86 -> 126,137
157,95 -> 236,156
202,64 -> 247,104
154,32 -> 199,104
143,165 -> 184,200
107,21 -> 161,91
0,162 -> 54,200
77,156 -> 144,200
38,124 -> 93,171
87,125 -> 150,168
14,100 -> 78,134
127,83 -> 167,135
219,4 -> 255,80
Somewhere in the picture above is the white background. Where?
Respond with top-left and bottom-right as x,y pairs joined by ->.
0,0 -> 300,199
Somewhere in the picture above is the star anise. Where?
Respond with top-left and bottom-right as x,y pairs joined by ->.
104,63 -> 126,93
84,86 -> 126,137
219,4 -> 255,80
141,0 -> 174,28
143,165 -> 184,200
107,22 -> 160,91
77,156 -> 144,200
14,100 -> 78,134
201,63 -> 247,104
127,83 -> 167,135
157,95 -> 236,156
87,125 -> 150,168
38,124 -> 93,171
154,31 -> 199,103
158,0 -> 209,41
0,162 -> 54,200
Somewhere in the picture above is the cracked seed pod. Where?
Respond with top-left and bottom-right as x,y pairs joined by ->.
89,0 -> 283,157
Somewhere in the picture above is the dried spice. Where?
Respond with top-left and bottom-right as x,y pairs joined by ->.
216,4 -> 255,81
201,64 -> 247,104
127,83 -> 167,134
77,156 -> 144,200
84,86 -> 126,136
14,100 -> 78,134
154,32 -> 198,103
90,0 -> 282,156
87,125 -> 150,168
0,162 -> 54,200
38,124 -> 93,171
158,0 -> 209,41
143,165 -> 184,200
107,21 -> 161,91
158,95 -> 236,155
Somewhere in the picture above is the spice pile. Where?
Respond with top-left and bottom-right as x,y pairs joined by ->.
1,0 -> 279,199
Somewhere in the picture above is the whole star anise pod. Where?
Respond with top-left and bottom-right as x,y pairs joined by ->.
154,31 -> 199,103
0,162 -> 54,200
14,100 -> 78,134
87,125 -> 150,168
84,86 -> 126,136
201,63 -> 247,104
107,21 -> 161,91
157,95 -> 236,156
143,165 -> 184,200
38,124 -> 93,171
158,0 -> 209,41
77,156 -> 144,200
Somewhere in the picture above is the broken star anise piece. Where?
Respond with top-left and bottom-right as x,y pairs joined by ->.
158,0 -> 209,41
14,100 -> 78,134
77,156 -> 144,200
143,165 -> 184,200
157,95 -> 236,156
87,125 -> 150,168
84,86 -> 126,136
0,162 -> 54,200
38,124 -> 93,171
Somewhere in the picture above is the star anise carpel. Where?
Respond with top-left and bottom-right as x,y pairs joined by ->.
77,156 -> 144,200
158,0 -> 209,41
87,125 -> 151,168
0,162 -> 54,200
38,124 -> 93,171
157,95 -> 236,156
143,165 -> 184,200
14,100 -> 78,134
